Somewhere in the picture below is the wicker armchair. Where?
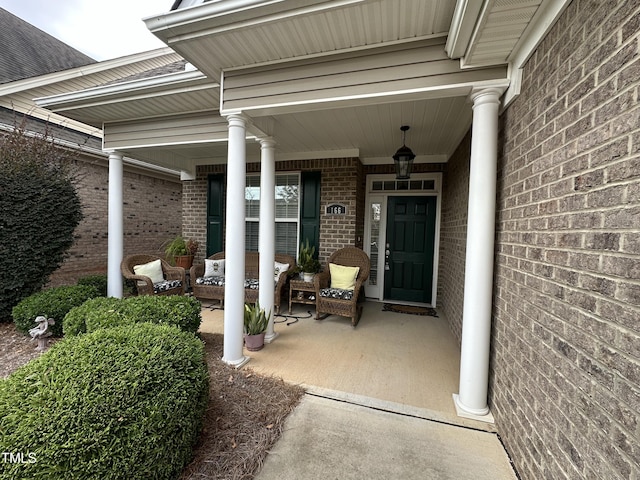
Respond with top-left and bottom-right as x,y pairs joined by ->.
121,254 -> 185,296
314,247 -> 370,327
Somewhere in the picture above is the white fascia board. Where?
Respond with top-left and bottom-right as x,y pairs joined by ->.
0,48 -> 177,97
508,0 -> 572,70
503,0 -> 572,106
145,0 -> 365,42
0,122 -> 180,179
445,0 -> 484,59
35,70 -> 213,109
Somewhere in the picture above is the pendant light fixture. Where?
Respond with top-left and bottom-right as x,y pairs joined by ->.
392,125 -> 415,180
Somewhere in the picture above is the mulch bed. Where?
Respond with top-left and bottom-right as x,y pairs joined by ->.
0,322 -> 305,480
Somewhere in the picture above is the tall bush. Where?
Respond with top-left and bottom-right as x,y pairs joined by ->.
0,323 -> 209,480
0,119 -> 83,321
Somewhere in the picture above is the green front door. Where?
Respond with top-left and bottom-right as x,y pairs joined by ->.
384,196 -> 437,303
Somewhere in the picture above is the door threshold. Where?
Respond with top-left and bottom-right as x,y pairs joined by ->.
369,299 -> 435,309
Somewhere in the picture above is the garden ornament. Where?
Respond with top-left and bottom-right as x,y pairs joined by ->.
29,316 -> 55,351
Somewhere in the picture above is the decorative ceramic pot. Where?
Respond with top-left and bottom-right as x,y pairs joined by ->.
175,255 -> 194,269
244,332 -> 266,351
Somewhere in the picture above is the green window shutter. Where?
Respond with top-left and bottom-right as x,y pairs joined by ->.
207,174 -> 224,256
300,171 -> 321,258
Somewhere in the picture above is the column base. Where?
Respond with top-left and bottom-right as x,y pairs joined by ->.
264,331 -> 279,343
453,394 -> 495,424
223,355 -> 250,369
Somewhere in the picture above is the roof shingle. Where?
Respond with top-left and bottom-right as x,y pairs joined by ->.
0,7 -> 96,84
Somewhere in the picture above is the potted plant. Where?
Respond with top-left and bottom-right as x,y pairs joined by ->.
164,236 -> 199,269
243,301 -> 271,351
298,239 -> 321,282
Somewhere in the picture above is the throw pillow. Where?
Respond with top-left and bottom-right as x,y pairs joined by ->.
133,259 -> 164,284
274,262 -> 289,283
329,263 -> 360,290
205,259 -> 225,277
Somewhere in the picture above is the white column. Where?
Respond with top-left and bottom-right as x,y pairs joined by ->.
222,113 -> 250,368
258,137 -> 278,342
454,87 -> 503,420
107,151 -> 124,298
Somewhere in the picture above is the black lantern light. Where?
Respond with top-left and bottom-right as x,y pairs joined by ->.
392,125 -> 416,180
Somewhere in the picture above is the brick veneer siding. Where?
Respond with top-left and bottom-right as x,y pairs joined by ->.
50,158 -> 182,286
187,158 -> 363,266
489,1 -> 640,479
438,132 -> 471,339
0,111 -> 183,287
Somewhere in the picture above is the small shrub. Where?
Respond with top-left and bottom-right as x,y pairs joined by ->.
11,285 -> 99,336
0,323 -> 209,480
63,295 -> 202,337
62,297 -> 121,336
77,274 -> 108,297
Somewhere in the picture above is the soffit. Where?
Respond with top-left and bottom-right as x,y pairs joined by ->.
149,0 -> 457,79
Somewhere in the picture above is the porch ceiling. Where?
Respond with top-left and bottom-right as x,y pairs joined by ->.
35,0 -> 569,171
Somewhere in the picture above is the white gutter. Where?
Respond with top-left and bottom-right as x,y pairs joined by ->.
445,0 -> 484,59
503,0 -> 572,106
0,48 -> 178,97
35,69 -> 213,109
0,122 -> 180,179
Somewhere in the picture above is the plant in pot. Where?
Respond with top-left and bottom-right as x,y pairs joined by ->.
298,239 -> 321,283
164,236 -> 199,269
243,301 -> 271,351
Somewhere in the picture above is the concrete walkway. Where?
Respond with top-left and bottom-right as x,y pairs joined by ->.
199,302 -> 517,479
256,394 -> 517,480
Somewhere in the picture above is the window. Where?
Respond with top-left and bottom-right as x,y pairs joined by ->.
245,173 -> 300,256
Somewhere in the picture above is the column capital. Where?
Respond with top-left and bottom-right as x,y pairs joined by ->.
257,136 -> 276,148
470,87 -> 504,107
223,111 -> 251,128
104,150 -> 124,159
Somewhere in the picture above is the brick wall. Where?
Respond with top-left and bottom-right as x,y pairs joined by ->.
490,1 -> 640,478
188,158 -> 363,265
438,132 -> 471,338
50,157 -> 182,286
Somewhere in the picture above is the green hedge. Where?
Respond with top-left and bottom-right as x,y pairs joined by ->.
63,295 -> 202,337
62,297 -> 121,336
0,323 -> 209,480
77,274 -> 108,297
11,285 -> 99,336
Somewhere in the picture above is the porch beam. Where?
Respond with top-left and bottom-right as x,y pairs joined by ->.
222,112 -> 250,368
106,150 -> 124,298
454,87 -> 504,421
258,136 -> 277,342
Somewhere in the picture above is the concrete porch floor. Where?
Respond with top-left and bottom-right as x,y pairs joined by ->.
199,299 -> 491,431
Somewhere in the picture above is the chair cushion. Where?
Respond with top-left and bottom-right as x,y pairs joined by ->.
195,275 -> 225,286
204,259 -> 225,277
329,263 -> 360,290
274,262 -> 289,283
319,287 -> 354,301
153,280 -> 182,294
134,259 -> 164,284
244,278 -> 260,290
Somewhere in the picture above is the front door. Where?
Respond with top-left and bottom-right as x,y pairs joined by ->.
384,196 -> 437,303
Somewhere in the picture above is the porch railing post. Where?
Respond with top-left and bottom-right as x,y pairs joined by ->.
222,112 -> 250,368
454,87 -> 504,420
258,136 -> 278,342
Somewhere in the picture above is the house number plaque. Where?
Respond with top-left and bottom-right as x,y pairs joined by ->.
325,203 -> 347,215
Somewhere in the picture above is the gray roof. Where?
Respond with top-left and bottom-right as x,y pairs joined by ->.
0,8 -> 96,84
